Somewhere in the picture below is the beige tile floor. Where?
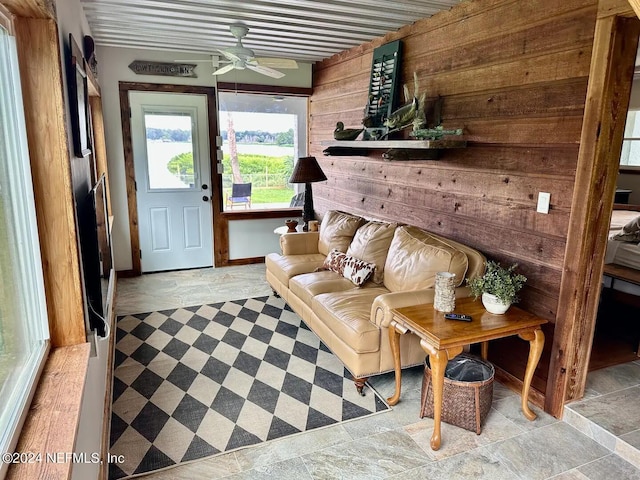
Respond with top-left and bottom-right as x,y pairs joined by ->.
114,265 -> 640,480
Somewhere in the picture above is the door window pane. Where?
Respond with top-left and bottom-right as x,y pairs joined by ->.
144,112 -> 198,190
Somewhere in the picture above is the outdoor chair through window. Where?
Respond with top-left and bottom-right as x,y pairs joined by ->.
227,183 -> 252,209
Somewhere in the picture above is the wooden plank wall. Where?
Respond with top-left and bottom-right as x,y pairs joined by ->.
310,0 -> 599,398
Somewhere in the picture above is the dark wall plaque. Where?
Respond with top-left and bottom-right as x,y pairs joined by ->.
128,60 -> 197,78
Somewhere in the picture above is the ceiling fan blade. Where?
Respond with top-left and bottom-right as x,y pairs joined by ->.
212,64 -> 236,76
217,48 -> 242,62
255,57 -> 298,69
246,63 -> 285,79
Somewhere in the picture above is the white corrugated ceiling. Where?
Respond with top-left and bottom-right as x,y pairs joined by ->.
80,0 -> 461,62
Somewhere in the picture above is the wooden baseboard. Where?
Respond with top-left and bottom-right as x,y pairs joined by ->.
115,269 -> 137,278
227,256 -> 265,266
493,365 -> 547,414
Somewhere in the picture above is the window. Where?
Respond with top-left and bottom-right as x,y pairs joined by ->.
620,110 -> 640,169
143,110 -> 199,190
0,24 -> 50,476
217,92 -> 308,211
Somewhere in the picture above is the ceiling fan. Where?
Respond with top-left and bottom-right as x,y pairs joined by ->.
185,25 -> 298,79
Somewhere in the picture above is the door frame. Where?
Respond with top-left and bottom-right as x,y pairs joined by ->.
119,82 -> 224,275
546,1 -> 640,417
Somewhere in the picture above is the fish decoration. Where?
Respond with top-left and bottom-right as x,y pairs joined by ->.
383,72 -> 426,134
334,121 -> 364,141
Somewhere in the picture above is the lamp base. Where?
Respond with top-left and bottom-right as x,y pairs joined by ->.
302,182 -> 315,232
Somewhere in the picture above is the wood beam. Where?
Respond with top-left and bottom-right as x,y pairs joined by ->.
14,17 -> 86,347
598,0 -> 635,17
545,14 -> 640,416
1,0 -> 54,19
627,0 -> 640,18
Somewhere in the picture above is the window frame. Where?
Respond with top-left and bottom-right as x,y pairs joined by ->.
619,109 -> 640,173
0,15 -> 50,479
216,83 -> 311,216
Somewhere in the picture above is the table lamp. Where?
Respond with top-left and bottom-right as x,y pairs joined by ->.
289,156 -> 327,231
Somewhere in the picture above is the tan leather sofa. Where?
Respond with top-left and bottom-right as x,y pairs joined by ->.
265,211 -> 486,394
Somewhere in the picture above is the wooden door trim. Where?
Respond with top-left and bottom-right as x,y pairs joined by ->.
118,82 -> 223,275
545,10 -> 640,417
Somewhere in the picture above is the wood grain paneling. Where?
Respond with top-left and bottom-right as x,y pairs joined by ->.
310,0 -> 603,413
14,17 -> 86,347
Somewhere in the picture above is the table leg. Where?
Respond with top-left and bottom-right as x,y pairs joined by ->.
386,322 -> 403,406
518,328 -> 545,421
428,349 -> 447,451
422,341 -> 462,451
481,341 -> 488,360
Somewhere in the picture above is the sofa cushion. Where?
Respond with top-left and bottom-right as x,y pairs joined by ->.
347,221 -> 397,284
313,287 -> 390,354
318,211 -> 365,256
265,252 -> 326,288
383,226 -> 469,292
289,271 -> 357,306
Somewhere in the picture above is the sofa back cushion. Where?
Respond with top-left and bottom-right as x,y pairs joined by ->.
346,221 -> 397,284
318,211 -> 365,255
383,226 -> 469,292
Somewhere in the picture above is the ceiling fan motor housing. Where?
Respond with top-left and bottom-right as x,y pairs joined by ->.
229,24 -> 249,39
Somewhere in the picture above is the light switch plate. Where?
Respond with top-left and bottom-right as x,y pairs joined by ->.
537,192 -> 551,214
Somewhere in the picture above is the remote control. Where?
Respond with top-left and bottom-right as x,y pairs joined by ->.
444,313 -> 472,322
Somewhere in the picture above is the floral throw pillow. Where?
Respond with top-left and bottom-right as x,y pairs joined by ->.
320,249 -> 376,286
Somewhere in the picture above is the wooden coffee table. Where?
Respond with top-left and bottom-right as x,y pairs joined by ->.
388,297 -> 547,450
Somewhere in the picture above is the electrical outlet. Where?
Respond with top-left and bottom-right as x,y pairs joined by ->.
537,192 -> 551,214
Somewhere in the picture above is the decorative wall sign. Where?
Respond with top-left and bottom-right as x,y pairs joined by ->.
128,60 -> 197,78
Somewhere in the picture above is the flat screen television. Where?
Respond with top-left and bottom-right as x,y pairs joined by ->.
77,173 -> 112,336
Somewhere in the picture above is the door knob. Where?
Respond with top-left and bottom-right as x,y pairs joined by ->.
202,184 -> 208,190
202,195 -> 209,202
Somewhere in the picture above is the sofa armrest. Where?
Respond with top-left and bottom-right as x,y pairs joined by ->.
280,232 -> 321,255
371,286 -> 472,328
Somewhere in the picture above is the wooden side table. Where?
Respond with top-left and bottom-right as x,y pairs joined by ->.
388,297 -> 547,450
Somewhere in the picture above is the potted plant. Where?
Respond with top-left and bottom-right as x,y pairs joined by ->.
467,261 -> 527,314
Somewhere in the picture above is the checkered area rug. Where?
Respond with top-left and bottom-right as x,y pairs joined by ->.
108,296 -> 388,479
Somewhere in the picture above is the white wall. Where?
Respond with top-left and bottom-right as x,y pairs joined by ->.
228,218 -> 293,259
97,45 -> 312,270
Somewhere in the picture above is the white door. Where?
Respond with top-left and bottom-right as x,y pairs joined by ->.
130,91 -> 213,272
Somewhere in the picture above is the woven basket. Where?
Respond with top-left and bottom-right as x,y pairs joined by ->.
420,353 -> 494,434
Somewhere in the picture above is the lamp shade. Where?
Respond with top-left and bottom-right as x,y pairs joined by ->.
289,156 -> 327,184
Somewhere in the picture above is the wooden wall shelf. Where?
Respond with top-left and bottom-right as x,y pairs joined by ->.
321,139 -> 467,160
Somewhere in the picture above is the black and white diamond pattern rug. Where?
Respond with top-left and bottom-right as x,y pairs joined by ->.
108,296 -> 388,479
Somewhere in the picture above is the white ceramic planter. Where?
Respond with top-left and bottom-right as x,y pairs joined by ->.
482,292 -> 511,315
